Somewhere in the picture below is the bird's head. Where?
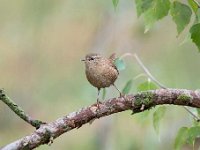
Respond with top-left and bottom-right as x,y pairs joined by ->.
81,53 -> 102,65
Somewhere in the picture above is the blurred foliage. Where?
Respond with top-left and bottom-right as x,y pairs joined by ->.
0,0 -> 200,149
174,127 -> 189,150
122,79 -> 132,94
137,79 -> 158,91
133,0 -> 200,51
175,126 -> 200,150
112,0 -> 119,10
171,1 -> 192,35
153,106 -> 166,135
128,0 -> 200,148
114,57 -> 126,71
190,23 -> 200,50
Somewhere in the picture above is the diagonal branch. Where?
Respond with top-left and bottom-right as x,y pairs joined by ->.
0,89 -> 45,129
2,89 -> 200,150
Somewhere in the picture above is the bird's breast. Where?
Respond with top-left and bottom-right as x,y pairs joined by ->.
85,62 -> 118,89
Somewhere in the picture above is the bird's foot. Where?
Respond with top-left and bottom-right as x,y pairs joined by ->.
96,100 -> 102,111
119,92 -> 125,98
95,99 -> 102,118
119,93 -> 129,102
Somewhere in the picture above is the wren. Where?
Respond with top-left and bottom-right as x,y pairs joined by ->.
82,53 -> 122,107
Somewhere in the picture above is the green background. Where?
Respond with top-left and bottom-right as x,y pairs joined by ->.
0,0 -> 200,149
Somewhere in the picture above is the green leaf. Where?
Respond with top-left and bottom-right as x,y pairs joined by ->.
188,0 -> 199,13
135,109 -> 152,125
197,108 -> 200,116
187,126 -> 200,147
170,1 -> 192,35
114,58 -> 126,71
102,88 -> 106,99
122,80 -> 133,94
112,0 -> 119,9
135,0 -> 153,17
143,0 -> 170,32
190,23 -> 200,51
153,106 -> 166,134
137,80 -> 158,91
174,127 -> 189,150
195,9 -> 200,23
174,126 -> 200,149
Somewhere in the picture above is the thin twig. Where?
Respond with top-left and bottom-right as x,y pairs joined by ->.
0,89 -> 45,129
132,53 -> 166,89
193,0 -> 200,8
120,53 -> 166,89
184,106 -> 200,121
120,52 -> 200,122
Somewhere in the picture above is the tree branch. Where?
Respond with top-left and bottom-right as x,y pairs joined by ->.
2,89 -> 200,150
0,89 -> 45,129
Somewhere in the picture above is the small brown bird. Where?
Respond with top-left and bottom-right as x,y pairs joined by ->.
82,53 -> 122,107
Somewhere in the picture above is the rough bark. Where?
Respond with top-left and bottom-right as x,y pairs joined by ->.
2,89 -> 200,150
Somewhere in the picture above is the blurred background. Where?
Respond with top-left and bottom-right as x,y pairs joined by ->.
0,0 -> 200,149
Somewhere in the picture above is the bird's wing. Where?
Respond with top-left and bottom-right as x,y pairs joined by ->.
109,53 -> 117,61
109,60 -> 119,74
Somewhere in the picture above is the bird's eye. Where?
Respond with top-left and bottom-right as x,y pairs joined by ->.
89,57 -> 94,61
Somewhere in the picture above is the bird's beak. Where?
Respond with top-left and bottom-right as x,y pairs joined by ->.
81,59 -> 85,62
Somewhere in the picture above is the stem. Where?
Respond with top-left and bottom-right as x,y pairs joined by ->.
120,52 -> 200,122
132,53 -> 166,89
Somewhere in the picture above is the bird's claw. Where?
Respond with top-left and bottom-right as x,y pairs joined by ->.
96,99 -> 102,109
119,92 -> 125,98
119,93 -> 129,102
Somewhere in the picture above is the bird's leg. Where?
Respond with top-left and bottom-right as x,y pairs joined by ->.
113,84 -> 123,97
113,84 -> 128,102
96,88 -> 101,110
